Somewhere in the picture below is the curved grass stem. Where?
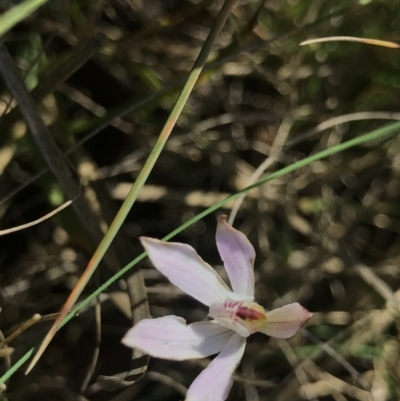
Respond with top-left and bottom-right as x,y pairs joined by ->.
2,120 -> 400,384
24,0 -> 238,375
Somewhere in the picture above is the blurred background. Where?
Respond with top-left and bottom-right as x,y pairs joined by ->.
1,0 -> 400,400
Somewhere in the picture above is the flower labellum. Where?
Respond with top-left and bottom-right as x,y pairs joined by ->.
122,216 -> 312,401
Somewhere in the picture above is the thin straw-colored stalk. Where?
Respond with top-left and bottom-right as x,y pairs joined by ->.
2,120 -> 400,384
0,0 -> 49,37
300,36 -> 400,49
25,0 -> 238,374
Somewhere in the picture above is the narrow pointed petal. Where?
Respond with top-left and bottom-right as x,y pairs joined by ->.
259,303 -> 313,339
141,237 -> 233,306
216,216 -> 255,297
122,316 -> 233,360
186,333 -> 246,401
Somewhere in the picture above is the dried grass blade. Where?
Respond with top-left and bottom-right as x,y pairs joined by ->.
300,36 -> 400,48
0,200 -> 73,235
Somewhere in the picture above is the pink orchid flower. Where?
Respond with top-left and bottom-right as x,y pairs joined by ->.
122,216 -> 312,401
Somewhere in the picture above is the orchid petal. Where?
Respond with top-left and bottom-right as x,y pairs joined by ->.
141,237 -> 233,306
122,316 -> 233,360
216,216 -> 255,297
259,303 -> 313,339
186,333 -> 246,401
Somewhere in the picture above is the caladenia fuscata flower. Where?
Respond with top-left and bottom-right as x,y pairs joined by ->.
122,216 -> 313,401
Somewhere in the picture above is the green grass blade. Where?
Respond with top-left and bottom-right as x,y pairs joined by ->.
25,0 -> 238,374
0,0 -> 49,37
2,120 -> 400,384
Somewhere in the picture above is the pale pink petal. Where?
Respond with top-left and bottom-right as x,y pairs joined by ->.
122,316 -> 233,360
186,333 -> 246,401
207,317 -> 250,338
216,216 -> 255,297
141,237 -> 233,306
258,303 -> 313,339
